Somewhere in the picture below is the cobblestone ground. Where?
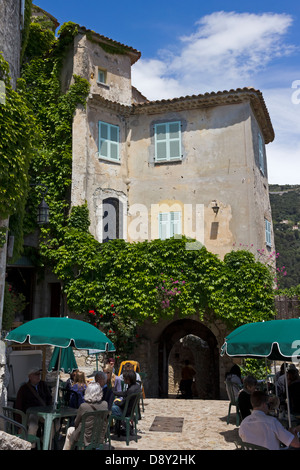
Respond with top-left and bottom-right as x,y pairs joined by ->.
110,398 -> 239,451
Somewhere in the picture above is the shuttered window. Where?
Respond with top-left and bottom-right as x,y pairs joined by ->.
159,212 -> 182,239
265,219 -> 272,247
258,132 -> 265,175
98,122 -> 120,161
154,121 -> 182,161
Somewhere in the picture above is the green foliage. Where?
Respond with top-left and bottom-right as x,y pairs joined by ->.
269,184 -> 300,288
0,54 -> 35,261
240,358 -> 271,380
2,283 -> 27,330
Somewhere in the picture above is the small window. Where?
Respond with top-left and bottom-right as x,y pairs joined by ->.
258,132 -> 265,175
154,121 -> 182,162
98,121 -> 120,161
265,219 -> 272,247
159,212 -> 181,240
98,68 -> 107,84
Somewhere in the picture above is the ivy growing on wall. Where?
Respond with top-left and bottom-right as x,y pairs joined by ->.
0,54 -> 35,254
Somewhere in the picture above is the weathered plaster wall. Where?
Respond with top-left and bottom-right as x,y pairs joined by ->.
0,0 -> 22,89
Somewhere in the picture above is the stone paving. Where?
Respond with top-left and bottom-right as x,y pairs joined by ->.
110,398 -> 239,451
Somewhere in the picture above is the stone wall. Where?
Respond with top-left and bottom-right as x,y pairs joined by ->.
0,431 -> 31,450
275,295 -> 300,319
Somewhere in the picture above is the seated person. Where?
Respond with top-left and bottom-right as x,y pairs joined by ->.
68,370 -> 87,409
119,363 -> 142,390
239,390 -> 300,450
15,367 -> 52,440
95,371 -> 114,410
111,370 -> 140,418
238,375 -> 257,420
103,365 -> 122,392
287,368 -> 300,414
63,382 -> 108,450
225,364 -> 243,400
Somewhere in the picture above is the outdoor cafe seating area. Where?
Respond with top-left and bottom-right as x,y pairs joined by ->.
0,317 -> 145,450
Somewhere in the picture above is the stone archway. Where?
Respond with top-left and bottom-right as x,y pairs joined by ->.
158,318 -> 219,398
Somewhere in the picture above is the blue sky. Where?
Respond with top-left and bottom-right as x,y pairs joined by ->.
36,0 -> 300,185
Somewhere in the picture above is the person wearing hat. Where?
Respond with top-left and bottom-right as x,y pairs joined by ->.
15,367 -> 52,438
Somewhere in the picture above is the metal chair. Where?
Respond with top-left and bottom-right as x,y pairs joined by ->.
225,380 -> 242,426
71,409 -> 111,450
109,392 -> 141,446
2,406 -> 41,449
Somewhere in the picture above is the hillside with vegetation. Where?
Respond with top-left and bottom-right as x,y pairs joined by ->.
269,184 -> 300,289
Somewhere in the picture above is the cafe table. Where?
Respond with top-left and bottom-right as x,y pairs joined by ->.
26,405 -> 78,450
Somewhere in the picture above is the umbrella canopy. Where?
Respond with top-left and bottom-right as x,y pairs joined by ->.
6,317 -> 115,410
221,319 -> 300,362
48,346 -> 78,374
221,318 -> 300,428
6,317 -> 116,352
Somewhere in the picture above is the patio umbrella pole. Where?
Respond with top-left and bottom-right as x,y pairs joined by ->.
53,348 -> 62,410
284,362 -> 292,428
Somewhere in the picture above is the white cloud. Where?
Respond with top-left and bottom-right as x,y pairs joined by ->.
132,11 -> 300,185
267,141 -> 300,184
132,11 -> 295,100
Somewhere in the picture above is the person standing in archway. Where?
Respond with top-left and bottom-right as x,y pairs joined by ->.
180,360 -> 196,399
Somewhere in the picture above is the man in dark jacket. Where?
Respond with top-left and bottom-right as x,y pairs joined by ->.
111,370 -> 140,417
15,367 -> 52,438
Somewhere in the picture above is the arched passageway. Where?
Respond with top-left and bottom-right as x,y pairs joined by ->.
158,319 -> 219,398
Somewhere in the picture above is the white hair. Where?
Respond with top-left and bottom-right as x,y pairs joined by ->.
84,382 -> 103,403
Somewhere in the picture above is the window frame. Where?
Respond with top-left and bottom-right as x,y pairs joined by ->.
158,211 -> 182,240
265,218 -> 272,248
258,132 -> 265,175
154,121 -> 182,162
97,68 -> 107,85
98,121 -> 120,162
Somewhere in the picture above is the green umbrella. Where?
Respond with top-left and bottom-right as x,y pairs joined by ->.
6,317 -> 115,408
221,319 -> 300,361
6,316 -> 115,352
48,346 -> 78,374
221,318 -> 300,427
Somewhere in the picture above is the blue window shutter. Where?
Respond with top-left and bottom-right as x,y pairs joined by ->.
154,121 -> 181,161
159,213 -> 169,240
265,219 -> 271,247
258,133 -> 265,175
99,121 -> 119,161
159,212 -> 182,239
170,211 -> 181,236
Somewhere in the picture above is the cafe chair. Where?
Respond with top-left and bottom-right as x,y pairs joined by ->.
2,406 -> 41,449
109,392 -> 141,446
225,380 -> 242,426
240,441 -> 269,450
71,409 -> 111,450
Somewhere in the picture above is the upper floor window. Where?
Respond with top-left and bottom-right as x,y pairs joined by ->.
97,68 -> 107,85
265,218 -> 272,248
258,132 -> 265,175
98,121 -> 120,162
154,121 -> 182,162
159,212 -> 182,240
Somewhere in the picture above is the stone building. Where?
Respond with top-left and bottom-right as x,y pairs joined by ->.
4,17 -> 276,399
62,27 -> 275,398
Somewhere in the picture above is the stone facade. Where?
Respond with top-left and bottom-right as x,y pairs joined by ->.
45,26 -> 276,399
67,31 -> 275,261
4,19 -> 276,400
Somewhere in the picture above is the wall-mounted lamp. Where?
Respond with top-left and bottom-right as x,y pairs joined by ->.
31,183 -> 50,225
212,201 -> 220,215
37,197 -> 50,224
